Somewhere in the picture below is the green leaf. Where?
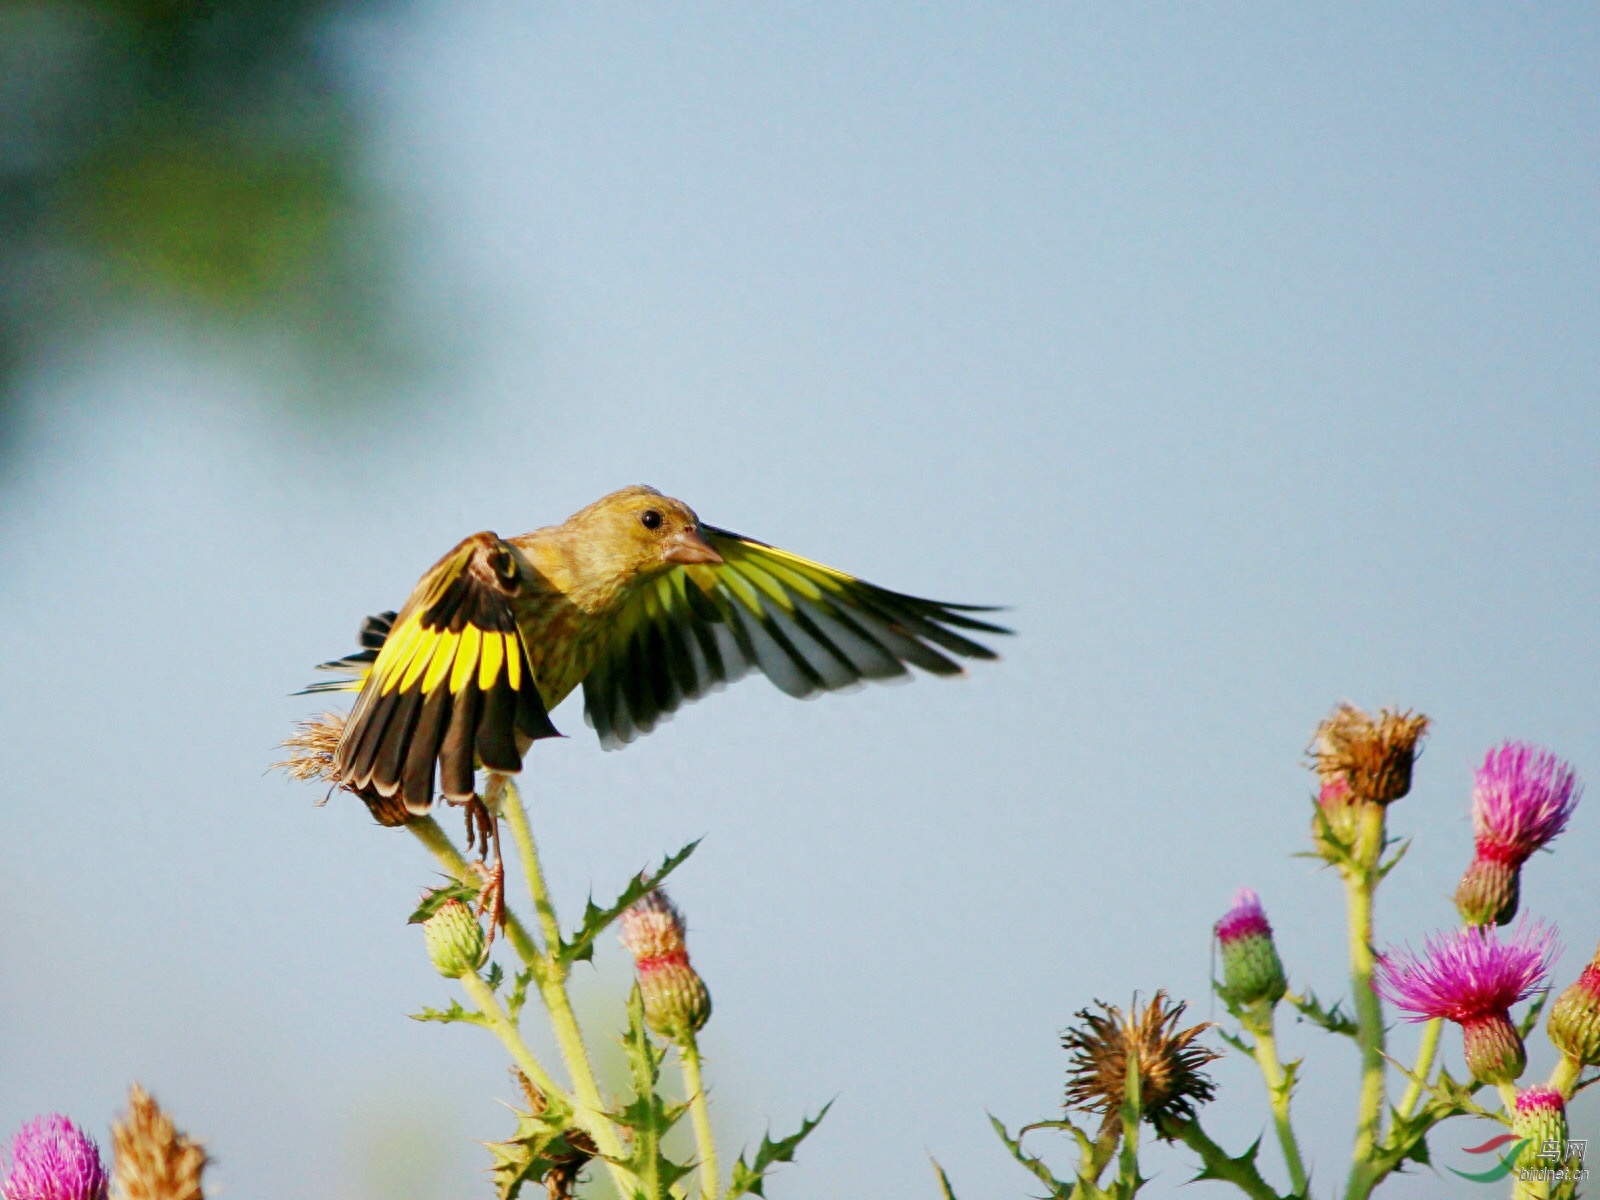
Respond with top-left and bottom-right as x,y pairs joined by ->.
485,961 -> 505,992
1378,836 -> 1413,880
1517,991 -> 1549,1038
1215,1027 -> 1254,1056
506,968 -> 534,1024
1187,1134 -> 1263,1187
556,840 -> 701,967
988,1115 -> 1076,1200
484,1094 -> 588,1200
930,1158 -> 959,1200
723,1100 -> 834,1199
1288,989 -> 1359,1038
409,997 -> 491,1027
607,986 -> 693,1200
408,880 -> 481,924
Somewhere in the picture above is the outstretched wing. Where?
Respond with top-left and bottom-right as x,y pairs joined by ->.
581,526 -> 1008,748
331,533 -> 559,813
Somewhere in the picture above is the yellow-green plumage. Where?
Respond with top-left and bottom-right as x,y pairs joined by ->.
311,485 -> 1006,814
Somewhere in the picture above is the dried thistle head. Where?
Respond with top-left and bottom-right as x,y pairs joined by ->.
1061,991 -> 1219,1139
1311,704 -> 1429,805
110,1084 -> 207,1200
274,712 -> 412,827
506,1071 -> 596,1200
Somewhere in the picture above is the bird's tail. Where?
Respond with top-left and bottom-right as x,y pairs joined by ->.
298,610 -> 397,694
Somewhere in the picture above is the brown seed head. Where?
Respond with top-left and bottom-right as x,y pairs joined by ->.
275,712 -> 412,826
110,1084 -> 208,1200
1062,991 -> 1219,1139
1312,704 -> 1429,805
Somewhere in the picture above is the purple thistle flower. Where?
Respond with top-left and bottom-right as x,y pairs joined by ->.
2,1115 -> 108,1200
1456,743 -> 1581,927
1471,742 -> 1581,866
1376,920 -> 1558,1084
1214,888 -> 1272,945
1214,889 -> 1287,1008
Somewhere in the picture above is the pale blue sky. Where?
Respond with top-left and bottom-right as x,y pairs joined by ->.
2,4 -> 1597,1197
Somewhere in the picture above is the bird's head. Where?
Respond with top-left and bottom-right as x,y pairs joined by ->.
568,485 -> 723,581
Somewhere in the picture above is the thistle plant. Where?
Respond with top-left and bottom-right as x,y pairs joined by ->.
957,704 -> 1597,1200
280,715 -> 827,1199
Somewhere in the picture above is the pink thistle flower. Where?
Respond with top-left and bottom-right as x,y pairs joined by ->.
1214,889 -> 1287,1008
619,886 -> 711,1043
1456,743 -> 1581,926
1376,921 -> 1558,1084
2,1115 -> 108,1200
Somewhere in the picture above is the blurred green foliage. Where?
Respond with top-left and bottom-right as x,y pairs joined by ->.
0,0 -> 404,455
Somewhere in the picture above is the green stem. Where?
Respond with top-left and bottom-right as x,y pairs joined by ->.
1547,1054 -> 1583,1099
458,969 -> 567,1104
680,1033 -> 720,1200
406,816 -> 541,971
493,775 -> 565,953
1118,1066 -> 1142,1196
1394,1018 -> 1442,1119
411,810 -> 636,1197
495,778 -> 635,1189
1173,1120 -> 1280,1200
1497,1081 -> 1520,1113
1244,1007 -> 1308,1197
1343,803 -> 1389,1200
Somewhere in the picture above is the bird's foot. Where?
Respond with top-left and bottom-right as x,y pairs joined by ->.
462,794 -> 507,935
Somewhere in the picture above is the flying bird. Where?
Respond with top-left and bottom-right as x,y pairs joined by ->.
309,485 -> 1007,818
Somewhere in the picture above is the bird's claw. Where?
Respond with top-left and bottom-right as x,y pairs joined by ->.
460,794 -> 508,937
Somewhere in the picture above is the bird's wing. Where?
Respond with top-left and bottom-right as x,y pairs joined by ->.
581,526 -> 1008,748
332,533 -> 559,813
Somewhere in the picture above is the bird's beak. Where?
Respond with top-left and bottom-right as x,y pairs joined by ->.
663,527 -> 723,566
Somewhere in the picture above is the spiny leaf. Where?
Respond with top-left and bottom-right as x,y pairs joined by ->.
557,840 -> 701,967
606,987 -> 693,1199
1382,1106 -> 1436,1175
485,961 -> 505,992
1216,1027 -> 1254,1056
1016,1118 -> 1096,1162
1288,989 -> 1359,1038
410,997 -> 491,1026
408,879 -> 481,924
485,1098 -> 588,1200
930,1157 -> 959,1200
506,967 -> 534,1023
722,1101 -> 834,1198
1517,991 -> 1549,1038
987,1115 -> 1075,1200
1378,836 -> 1413,880
1187,1134 -> 1263,1186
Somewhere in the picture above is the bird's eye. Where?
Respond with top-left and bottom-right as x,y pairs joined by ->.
640,509 -> 663,530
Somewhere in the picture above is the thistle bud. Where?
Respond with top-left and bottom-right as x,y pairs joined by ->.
1547,952 -> 1600,1066
1311,704 -> 1428,806
1453,856 -> 1520,929
1311,776 -> 1367,862
1511,1086 -> 1567,1170
1214,889 -> 1287,1009
423,897 -> 487,977
619,887 -> 711,1042
1461,1011 -> 1527,1086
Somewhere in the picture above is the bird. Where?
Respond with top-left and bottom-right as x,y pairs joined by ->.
309,485 -> 1007,819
